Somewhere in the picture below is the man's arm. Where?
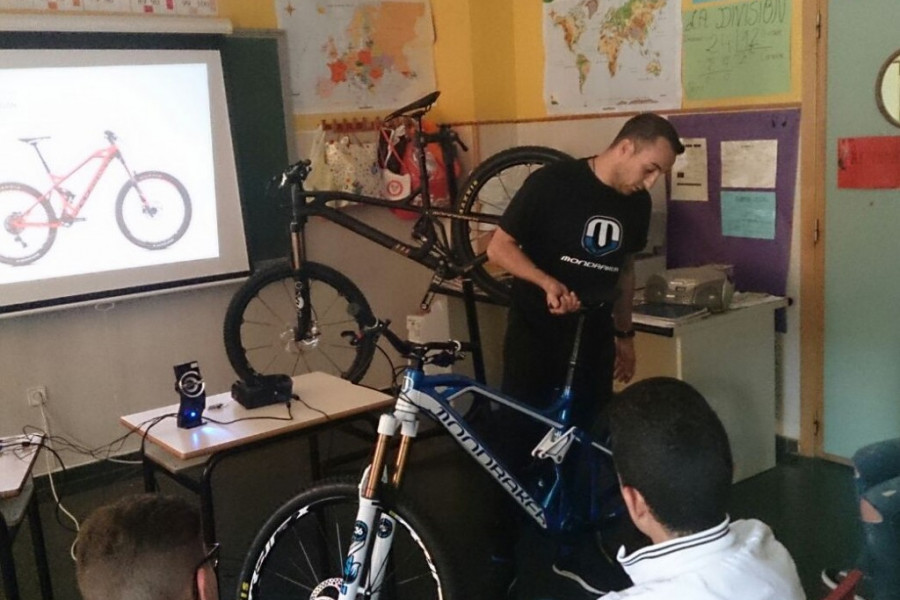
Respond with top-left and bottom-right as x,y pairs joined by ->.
486,228 -> 579,314
612,254 -> 637,383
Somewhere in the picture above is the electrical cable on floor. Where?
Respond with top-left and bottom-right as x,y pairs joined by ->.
38,402 -> 81,560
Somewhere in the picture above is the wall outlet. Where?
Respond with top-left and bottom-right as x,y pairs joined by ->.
26,385 -> 47,407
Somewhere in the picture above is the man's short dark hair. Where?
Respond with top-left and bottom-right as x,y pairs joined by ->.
612,113 -> 685,155
610,377 -> 733,535
75,493 -> 206,600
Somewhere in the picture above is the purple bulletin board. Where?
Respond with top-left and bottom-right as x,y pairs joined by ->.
666,110 -> 800,300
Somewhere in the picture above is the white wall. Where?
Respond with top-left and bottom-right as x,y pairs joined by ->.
1,282 -> 242,472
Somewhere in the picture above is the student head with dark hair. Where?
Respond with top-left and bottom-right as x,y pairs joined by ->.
610,376 -> 732,536
603,377 -> 805,600
75,493 -> 219,600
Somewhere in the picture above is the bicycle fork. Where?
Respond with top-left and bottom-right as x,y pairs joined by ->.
340,399 -> 420,600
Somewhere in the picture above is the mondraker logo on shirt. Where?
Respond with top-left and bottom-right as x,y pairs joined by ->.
582,217 -> 622,256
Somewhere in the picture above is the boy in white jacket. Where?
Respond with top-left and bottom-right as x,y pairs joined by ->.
603,377 -> 805,600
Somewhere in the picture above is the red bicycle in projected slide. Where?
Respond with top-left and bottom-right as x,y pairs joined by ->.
0,130 -> 192,266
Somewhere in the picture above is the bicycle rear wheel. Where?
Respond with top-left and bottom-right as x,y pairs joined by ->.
451,146 -> 572,304
224,261 -> 377,383
237,477 -> 458,600
0,182 -> 57,266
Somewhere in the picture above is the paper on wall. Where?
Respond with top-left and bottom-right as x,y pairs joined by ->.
671,137 -> 709,201
721,139 -> 778,188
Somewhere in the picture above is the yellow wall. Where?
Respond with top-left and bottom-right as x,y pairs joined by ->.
3,0 -> 804,122
468,1 -> 518,121
217,0 -> 276,29
507,0 -> 804,121
241,0 -> 478,126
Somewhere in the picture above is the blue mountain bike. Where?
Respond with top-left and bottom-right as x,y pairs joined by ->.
236,309 -> 622,600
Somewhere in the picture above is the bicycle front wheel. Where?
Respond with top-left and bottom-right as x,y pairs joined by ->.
115,171 -> 191,249
237,478 -> 458,600
0,182 -> 57,266
452,146 -> 572,304
224,262 -> 377,383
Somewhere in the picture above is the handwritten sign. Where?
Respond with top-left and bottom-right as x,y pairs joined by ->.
721,190 -> 776,240
682,0 -> 792,100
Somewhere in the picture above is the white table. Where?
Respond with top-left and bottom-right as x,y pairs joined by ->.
628,297 -> 789,482
0,434 -> 53,600
120,372 -> 393,544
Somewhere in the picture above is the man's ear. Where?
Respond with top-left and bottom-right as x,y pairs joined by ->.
621,483 -> 651,529
617,138 -> 636,157
196,566 -> 219,600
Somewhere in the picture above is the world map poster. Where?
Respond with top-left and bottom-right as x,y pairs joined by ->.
276,0 -> 436,114
543,0 -> 682,114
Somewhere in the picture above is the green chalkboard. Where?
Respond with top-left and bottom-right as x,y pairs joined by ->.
0,29 -> 291,266
220,33 -> 291,265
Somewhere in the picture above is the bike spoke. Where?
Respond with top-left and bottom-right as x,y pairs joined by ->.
297,352 -> 311,378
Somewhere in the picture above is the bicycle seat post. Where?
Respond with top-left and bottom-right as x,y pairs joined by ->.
411,112 -> 433,207
28,141 -> 53,176
557,313 -> 587,425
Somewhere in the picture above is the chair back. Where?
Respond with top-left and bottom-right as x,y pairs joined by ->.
822,569 -> 864,600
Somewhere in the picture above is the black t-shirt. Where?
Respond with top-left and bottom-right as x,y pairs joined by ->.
500,157 -> 651,317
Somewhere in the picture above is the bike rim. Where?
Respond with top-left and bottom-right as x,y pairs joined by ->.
237,272 -> 368,379
245,494 -> 445,600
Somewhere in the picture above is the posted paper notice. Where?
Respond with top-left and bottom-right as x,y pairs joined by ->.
671,137 -> 709,201
721,139 -> 778,188
721,190 -> 776,240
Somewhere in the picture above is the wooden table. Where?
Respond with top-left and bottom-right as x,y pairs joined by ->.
120,372 -> 393,544
0,434 -> 53,600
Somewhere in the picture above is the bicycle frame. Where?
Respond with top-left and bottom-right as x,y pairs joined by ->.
283,94 -> 497,280
339,366 -> 615,599
20,136 -> 133,226
290,185 -> 500,275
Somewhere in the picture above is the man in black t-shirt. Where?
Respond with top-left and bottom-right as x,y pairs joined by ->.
484,113 -> 684,596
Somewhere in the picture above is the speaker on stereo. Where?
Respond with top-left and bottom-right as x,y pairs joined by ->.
174,361 -> 206,429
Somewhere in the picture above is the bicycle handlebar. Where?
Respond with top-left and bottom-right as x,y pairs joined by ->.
344,311 -> 472,365
280,160 -> 312,188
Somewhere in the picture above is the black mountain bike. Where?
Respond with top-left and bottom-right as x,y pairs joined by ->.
223,91 -> 570,383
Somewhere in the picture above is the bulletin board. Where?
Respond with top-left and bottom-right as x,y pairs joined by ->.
666,109 -> 800,300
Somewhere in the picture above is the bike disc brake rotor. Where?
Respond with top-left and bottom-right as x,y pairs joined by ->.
310,577 -> 344,600
279,322 -> 321,353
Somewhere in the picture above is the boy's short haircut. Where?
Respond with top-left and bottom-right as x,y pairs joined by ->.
75,493 -> 205,600
610,377 -> 733,535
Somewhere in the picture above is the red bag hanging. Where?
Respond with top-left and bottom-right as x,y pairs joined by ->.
378,117 -> 460,219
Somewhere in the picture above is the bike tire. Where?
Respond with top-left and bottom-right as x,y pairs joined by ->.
237,477 -> 458,600
451,146 -> 572,304
224,261 -> 377,383
0,182 -> 57,266
115,171 -> 192,249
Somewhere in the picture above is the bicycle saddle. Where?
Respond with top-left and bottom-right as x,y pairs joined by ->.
18,136 -> 50,145
383,90 -> 440,121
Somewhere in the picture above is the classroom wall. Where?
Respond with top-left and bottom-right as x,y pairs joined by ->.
0,0 -> 807,475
